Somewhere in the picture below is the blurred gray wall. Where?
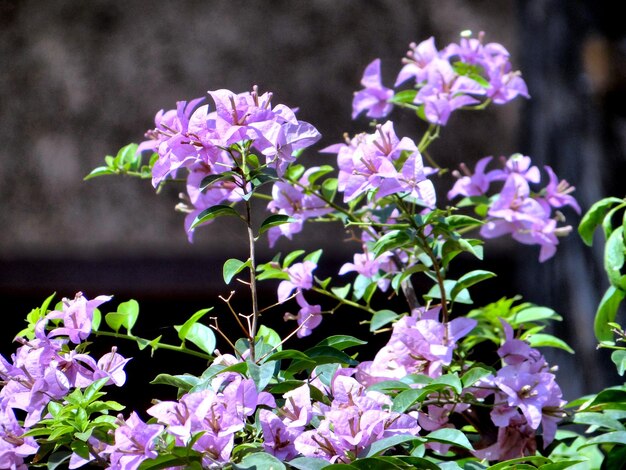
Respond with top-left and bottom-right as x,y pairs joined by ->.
0,0 -> 519,259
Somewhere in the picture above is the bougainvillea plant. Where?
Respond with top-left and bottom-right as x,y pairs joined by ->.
2,30 -> 625,470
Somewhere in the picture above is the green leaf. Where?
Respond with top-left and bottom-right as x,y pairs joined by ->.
321,177 -> 338,201
594,286 -> 626,342
181,323 -> 216,355
233,452 -> 286,470
304,249 -> 324,265
450,270 -> 495,302
487,457 -> 552,469
580,430 -> 626,447
390,89 -> 418,104
461,366 -> 494,388
605,227 -> 626,290
513,306 -> 562,324
574,411 -> 626,431
283,250 -> 305,267
306,165 -> 335,184
289,456 -> 333,470
223,258 -> 251,284
105,299 -> 139,333
190,204 -> 240,229
84,166 -> 116,180
425,279 -> 472,305
360,434 -> 423,458
370,309 -> 399,332
175,308 -> 213,344
613,350 -> 626,376
315,335 -> 367,351
247,360 -> 276,392
392,388 -> 429,413
372,230 -> 412,257
525,333 -> 574,353
259,214 -> 296,236
446,214 -> 484,231
426,428 -> 474,450
579,198 -> 624,246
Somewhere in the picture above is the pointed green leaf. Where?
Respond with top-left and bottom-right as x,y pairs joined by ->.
578,197 -> 624,246
315,335 -> 367,351
612,350 -> 626,376
175,308 -> 213,343
595,286 -> 626,342
259,214 -> 296,236
450,270 -> 495,302
425,279 -> 472,305
426,428 -> 473,450
187,323 -> 216,355
370,309 -> 399,332
223,258 -> 251,284
605,227 -> 626,290
190,204 -> 241,229
105,299 -> 139,333
525,333 -> 574,353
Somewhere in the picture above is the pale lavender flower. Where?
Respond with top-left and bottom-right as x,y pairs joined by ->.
395,37 -> 439,86
259,409 -> 301,461
352,59 -> 394,120
0,405 -> 38,470
414,58 -> 486,125
356,307 -> 477,384
267,166 -> 332,247
447,156 -> 497,199
43,292 -> 111,344
283,292 -> 323,338
93,347 -> 131,387
490,154 -> 541,184
277,261 -> 317,303
541,166 -> 581,214
103,412 -> 163,470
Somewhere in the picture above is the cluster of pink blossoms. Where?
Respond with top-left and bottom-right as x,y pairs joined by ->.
137,87 -> 321,240
0,293 -> 129,469
353,31 -> 529,125
448,153 -> 580,261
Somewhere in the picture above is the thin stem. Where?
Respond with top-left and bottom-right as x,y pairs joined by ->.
92,330 -> 211,360
244,196 -> 261,362
311,287 -> 377,315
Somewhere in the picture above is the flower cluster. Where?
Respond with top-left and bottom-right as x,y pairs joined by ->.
448,153 -> 581,261
324,121 -> 435,206
471,321 -> 566,460
353,31 -> 529,125
147,373 -> 274,467
138,86 -> 321,240
356,307 -> 477,384
0,293 -> 129,469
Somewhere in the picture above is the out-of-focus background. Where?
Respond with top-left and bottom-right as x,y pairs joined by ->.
2,0 -> 625,408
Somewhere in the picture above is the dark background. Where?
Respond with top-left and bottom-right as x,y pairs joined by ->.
2,0 -> 625,412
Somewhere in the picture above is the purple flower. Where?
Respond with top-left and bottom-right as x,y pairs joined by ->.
266,166 -> 332,247
283,292 -> 323,338
259,409 -> 301,461
356,307 -> 477,385
541,166 -> 581,214
352,59 -> 394,120
277,261 -> 317,303
447,156 -> 497,199
414,59 -> 486,125
93,347 -> 131,387
490,154 -> 540,184
103,412 -> 163,470
43,292 -> 111,344
395,37 -> 439,86
0,405 -> 38,470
